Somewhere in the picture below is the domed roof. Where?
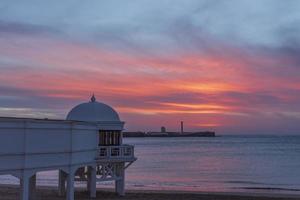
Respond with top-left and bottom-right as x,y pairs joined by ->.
66,95 -> 120,122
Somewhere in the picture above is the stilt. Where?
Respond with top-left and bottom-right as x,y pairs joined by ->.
29,174 -> 36,200
89,166 -> 96,198
20,172 -> 30,200
115,163 -> 125,196
87,167 -> 90,192
66,171 -> 75,200
58,170 -> 67,196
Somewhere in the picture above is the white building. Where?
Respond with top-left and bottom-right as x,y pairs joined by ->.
0,95 -> 136,200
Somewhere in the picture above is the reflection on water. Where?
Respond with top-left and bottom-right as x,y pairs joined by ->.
0,135 -> 300,195
125,136 -> 300,194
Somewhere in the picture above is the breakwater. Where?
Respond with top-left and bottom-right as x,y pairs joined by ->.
123,131 -> 215,137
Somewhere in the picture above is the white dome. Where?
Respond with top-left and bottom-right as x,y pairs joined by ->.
66,95 -> 120,122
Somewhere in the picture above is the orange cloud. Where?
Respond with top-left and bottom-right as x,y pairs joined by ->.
194,123 -> 221,127
1,34 -> 300,133
117,107 -> 225,115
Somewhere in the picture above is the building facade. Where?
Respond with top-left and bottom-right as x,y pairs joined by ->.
0,95 -> 136,200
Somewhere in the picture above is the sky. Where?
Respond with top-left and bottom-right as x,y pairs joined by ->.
0,0 -> 300,134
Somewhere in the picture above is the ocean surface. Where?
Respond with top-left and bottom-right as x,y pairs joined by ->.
1,135 -> 300,195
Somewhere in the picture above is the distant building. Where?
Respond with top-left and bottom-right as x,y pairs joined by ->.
147,131 -> 169,137
147,126 -> 175,136
123,131 -> 146,137
0,95 -> 136,200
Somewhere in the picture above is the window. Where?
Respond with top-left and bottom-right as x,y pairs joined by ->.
99,130 -> 122,146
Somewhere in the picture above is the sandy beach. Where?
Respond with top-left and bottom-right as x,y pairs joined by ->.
0,185 -> 299,200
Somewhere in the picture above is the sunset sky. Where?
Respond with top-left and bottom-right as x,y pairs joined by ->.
0,0 -> 300,134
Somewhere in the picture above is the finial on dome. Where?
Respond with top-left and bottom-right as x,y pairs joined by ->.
91,94 -> 96,102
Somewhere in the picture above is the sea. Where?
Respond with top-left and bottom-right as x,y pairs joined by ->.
1,135 -> 300,195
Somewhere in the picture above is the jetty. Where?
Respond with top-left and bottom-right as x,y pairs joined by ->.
123,131 -> 215,137
124,122 -> 215,137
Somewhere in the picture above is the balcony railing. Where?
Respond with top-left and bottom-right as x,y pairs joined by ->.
98,145 -> 135,159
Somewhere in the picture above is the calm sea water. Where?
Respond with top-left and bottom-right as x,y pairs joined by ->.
1,135 -> 300,195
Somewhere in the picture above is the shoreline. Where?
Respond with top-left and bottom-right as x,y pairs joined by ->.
0,185 -> 299,200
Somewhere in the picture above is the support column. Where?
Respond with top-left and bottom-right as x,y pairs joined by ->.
58,170 -> 67,196
89,166 -> 96,198
115,163 -> 125,196
20,172 -> 30,200
66,170 -> 75,200
29,175 -> 36,200
87,170 -> 90,193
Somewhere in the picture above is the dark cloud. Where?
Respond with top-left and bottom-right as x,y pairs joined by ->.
0,20 -> 61,36
257,20 -> 300,68
0,85 -> 77,111
0,1 -> 300,134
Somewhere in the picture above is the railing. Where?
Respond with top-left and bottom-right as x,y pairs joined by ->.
98,145 -> 134,159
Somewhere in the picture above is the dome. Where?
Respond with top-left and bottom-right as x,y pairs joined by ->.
66,95 -> 120,122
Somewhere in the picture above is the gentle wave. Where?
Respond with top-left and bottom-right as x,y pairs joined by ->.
0,136 -> 300,195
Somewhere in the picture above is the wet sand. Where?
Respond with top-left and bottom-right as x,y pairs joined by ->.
0,185 -> 299,200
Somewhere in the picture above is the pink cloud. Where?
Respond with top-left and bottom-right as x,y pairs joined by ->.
0,33 -> 300,134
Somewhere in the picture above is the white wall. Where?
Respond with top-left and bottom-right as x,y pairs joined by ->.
0,118 -> 98,172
